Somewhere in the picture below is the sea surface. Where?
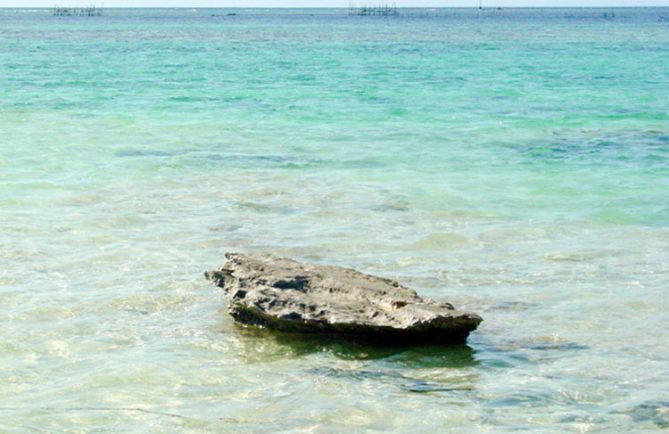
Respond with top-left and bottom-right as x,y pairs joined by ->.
1,7 -> 668,432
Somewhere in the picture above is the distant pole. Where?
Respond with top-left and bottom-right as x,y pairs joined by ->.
479,0 -> 483,9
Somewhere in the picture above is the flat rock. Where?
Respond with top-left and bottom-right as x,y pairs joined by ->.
205,253 -> 482,344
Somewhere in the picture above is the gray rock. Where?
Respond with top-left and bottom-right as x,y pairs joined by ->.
206,253 -> 482,344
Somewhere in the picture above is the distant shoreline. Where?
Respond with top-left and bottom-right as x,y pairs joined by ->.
3,6 -> 669,10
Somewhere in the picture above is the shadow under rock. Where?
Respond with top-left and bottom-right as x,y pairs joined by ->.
235,325 -> 479,368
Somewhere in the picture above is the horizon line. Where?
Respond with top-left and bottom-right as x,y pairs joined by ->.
6,5 -> 669,8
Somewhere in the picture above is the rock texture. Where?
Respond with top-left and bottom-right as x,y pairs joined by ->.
206,253 -> 482,344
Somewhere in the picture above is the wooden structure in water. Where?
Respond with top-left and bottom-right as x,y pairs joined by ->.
53,5 -> 103,16
348,3 -> 399,17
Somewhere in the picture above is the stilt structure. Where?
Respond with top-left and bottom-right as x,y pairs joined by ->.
53,5 -> 103,16
349,3 -> 399,17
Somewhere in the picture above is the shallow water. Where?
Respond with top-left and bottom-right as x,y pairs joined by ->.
1,7 -> 668,432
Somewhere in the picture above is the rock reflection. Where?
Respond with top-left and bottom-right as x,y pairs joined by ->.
235,325 -> 479,366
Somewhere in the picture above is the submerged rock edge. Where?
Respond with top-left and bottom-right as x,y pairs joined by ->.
206,253 -> 482,344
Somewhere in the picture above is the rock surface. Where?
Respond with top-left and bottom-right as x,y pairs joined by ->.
206,253 -> 482,344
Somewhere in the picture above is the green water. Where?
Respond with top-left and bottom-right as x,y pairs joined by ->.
1,7 -> 668,432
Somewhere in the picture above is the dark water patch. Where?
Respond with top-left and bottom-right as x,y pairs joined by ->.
403,380 -> 474,394
487,390 -> 560,408
234,200 -> 296,215
370,202 -> 411,213
167,95 -> 214,103
519,130 -> 669,167
614,400 -> 669,429
479,358 -> 515,369
509,336 -> 590,352
528,342 -> 589,351
115,148 -> 194,158
368,195 -> 412,213
505,342 -> 589,365
120,307 -> 150,316
206,154 -> 290,164
485,300 -> 535,312
117,150 -> 387,172
556,414 -> 611,426
120,151 -> 291,168
484,385 -> 605,410
279,158 -> 386,171
310,367 -> 475,394
471,333 -> 588,370
208,223 -> 243,233
289,74 -> 316,82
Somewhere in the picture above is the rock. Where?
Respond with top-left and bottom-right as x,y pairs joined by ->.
205,253 -> 482,344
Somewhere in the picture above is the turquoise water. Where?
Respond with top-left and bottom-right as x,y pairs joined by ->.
1,7 -> 668,432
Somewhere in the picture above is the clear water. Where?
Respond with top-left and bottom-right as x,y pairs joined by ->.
1,7 -> 668,432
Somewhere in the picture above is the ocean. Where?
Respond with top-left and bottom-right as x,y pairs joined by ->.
1,7 -> 668,432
